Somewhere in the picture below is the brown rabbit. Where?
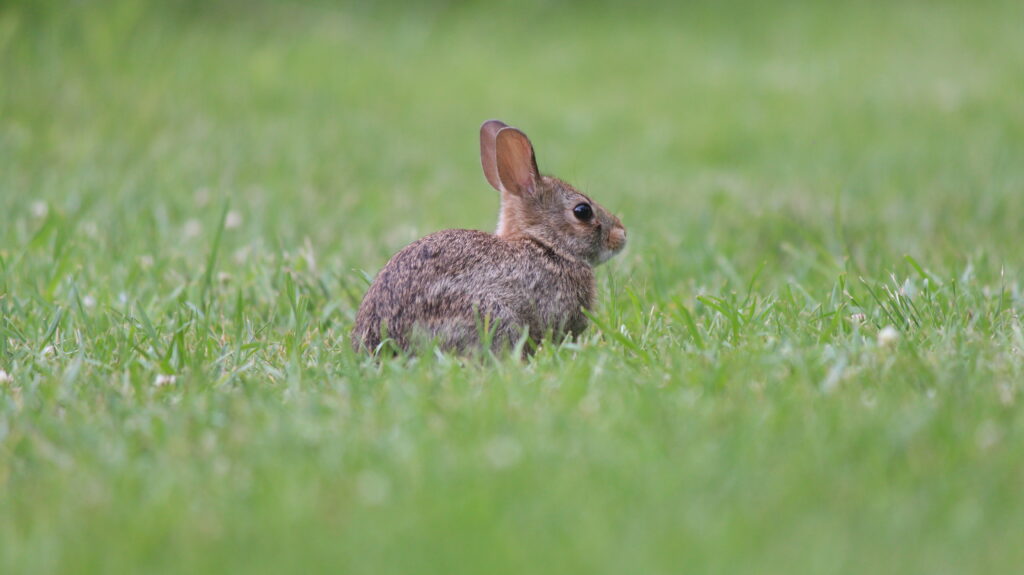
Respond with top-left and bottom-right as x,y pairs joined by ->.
351,120 -> 626,355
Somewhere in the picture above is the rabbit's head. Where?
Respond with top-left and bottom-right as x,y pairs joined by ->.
480,120 -> 627,267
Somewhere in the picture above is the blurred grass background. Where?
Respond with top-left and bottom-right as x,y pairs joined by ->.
1,0 -> 1023,573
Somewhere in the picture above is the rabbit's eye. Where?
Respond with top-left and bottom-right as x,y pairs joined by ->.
573,203 -> 594,222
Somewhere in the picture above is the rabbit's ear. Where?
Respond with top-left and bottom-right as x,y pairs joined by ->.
495,127 -> 540,196
480,120 -> 509,192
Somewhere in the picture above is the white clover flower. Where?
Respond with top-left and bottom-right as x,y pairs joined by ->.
877,325 -> 900,347
0,370 -> 12,384
154,374 -> 177,387
31,201 -> 49,218
233,246 -> 251,265
183,219 -> 202,238
224,210 -> 243,229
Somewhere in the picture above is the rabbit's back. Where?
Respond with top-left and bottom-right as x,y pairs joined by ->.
351,229 -> 594,354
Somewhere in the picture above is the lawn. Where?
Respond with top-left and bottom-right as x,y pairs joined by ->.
2,0 -> 1023,573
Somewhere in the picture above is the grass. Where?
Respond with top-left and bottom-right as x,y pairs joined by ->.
2,0 -> 1023,572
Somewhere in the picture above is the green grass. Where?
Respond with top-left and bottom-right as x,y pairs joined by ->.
2,0 -> 1024,572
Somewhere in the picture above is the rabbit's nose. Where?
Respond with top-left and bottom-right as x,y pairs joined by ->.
609,226 -> 627,250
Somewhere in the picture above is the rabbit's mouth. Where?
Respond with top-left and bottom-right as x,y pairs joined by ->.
595,226 -> 627,265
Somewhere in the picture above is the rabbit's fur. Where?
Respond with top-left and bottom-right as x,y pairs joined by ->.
351,120 -> 626,355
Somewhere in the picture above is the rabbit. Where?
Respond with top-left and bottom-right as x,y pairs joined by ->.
351,120 -> 626,356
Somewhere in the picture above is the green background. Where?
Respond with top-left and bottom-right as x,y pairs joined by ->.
2,1 -> 1023,573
